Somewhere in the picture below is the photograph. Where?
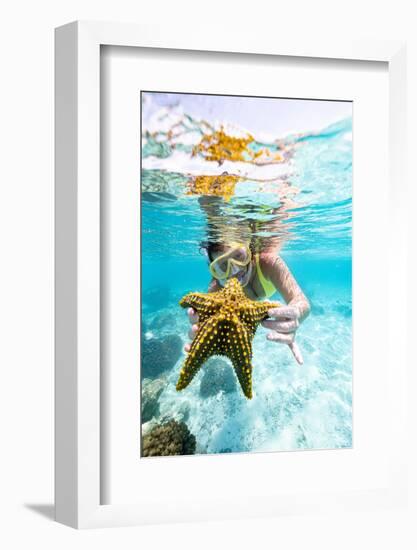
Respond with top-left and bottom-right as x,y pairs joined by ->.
140,91 -> 352,458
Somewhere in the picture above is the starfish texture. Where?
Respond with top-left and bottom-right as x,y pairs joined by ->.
176,278 -> 281,399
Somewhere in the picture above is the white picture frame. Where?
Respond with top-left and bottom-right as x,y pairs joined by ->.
55,21 -> 408,529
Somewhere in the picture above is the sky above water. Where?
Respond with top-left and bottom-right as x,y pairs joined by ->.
143,91 -> 352,140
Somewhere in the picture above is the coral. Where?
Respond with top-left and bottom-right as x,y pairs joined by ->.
142,419 -> 196,457
141,418 -> 158,437
141,334 -> 183,379
199,357 -> 237,398
141,376 -> 167,423
149,311 -> 177,331
174,401 -> 191,423
176,278 -> 281,399
142,285 -> 172,312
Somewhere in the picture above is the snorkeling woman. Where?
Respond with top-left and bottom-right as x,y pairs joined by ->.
185,241 -> 311,365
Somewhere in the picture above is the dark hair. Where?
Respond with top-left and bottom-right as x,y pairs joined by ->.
199,241 -> 227,262
199,240 -> 254,262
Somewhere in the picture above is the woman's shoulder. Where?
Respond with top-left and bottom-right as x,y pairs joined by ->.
258,251 -> 281,267
258,252 -> 286,279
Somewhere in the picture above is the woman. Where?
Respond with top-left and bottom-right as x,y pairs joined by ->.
185,240 -> 311,365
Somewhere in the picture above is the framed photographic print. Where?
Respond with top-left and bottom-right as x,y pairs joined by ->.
55,22 -> 408,528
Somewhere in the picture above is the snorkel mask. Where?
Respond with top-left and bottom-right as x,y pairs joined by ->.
209,242 -> 252,285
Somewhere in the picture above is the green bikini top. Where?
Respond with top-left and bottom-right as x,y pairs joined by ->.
254,253 -> 276,298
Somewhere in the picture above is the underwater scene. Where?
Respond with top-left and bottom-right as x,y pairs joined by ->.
140,92 -> 352,457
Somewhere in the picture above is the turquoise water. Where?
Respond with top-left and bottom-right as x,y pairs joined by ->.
141,101 -> 352,454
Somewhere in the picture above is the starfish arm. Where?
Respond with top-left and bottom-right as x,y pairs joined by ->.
262,300 -> 282,311
207,314 -> 254,399
179,292 -> 209,310
255,300 -> 282,324
179,292 -> 222,323
241,301 -> 282,325
228,320 -> 254,399
176,316 -> 221,391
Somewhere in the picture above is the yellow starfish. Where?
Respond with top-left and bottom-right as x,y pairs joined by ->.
176,278 -> 281,399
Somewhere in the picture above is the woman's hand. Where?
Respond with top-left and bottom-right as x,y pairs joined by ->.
184,308 -> 199,352
261,305 -> 304,365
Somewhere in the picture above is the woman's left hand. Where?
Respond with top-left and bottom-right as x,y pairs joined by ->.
261,306 -> 304,365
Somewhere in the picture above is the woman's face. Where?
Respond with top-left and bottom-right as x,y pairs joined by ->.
210,245 -> 253,287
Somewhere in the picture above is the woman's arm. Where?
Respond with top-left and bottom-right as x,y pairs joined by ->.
260,254 -> 310,365
261,253 -> 310,321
